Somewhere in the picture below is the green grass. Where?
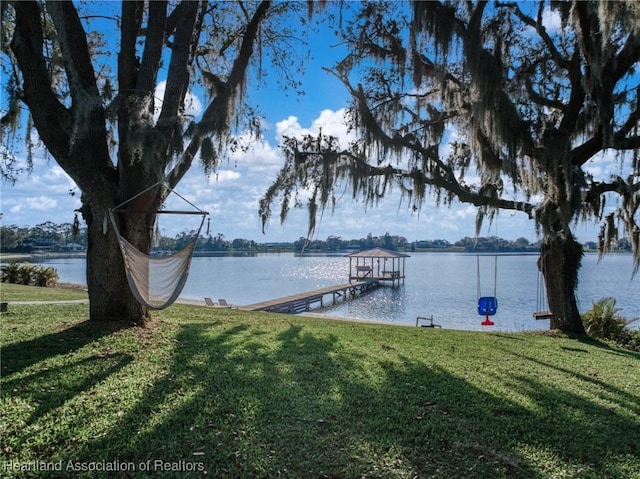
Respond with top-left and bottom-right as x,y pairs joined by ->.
1,282 -> 88,302
1,285 -> 639,479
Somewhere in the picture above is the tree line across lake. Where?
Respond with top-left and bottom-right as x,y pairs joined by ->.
1,222 -> 633,255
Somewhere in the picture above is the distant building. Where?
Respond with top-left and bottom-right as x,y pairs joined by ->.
64,243 -> 85,251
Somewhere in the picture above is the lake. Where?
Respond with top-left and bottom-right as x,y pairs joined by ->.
30,252 -> 639,332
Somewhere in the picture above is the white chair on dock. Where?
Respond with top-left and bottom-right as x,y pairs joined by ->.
204,297 -> 232,308
356,265 -> 372,278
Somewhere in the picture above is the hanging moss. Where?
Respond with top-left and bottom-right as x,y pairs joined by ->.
0,87 -> 21,131
200,136 -> 217,174
258,0 -> 638,280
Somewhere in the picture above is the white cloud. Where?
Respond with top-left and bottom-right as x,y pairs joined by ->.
582,149 -> 631,180
24,196 -> 59,212
311,108 -> 355,144
455,205 -> 477,219
212,170 -> 242,183
541,8 -> 563,33
225,134 -> 283,170
276,109 -> 354,146
153,81 -> 203,122
275,116 -> 304,138
522,6 -> 563,38
8,203 -> 24,215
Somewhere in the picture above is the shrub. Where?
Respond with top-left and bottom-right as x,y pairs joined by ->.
625,329 -> 640,352
0,262 -> 21,283
582,297 -> 625,339
16,263 -> 33,285
582,297 -> 640,351
0,262 -> 58,287
33,265 -> 58,287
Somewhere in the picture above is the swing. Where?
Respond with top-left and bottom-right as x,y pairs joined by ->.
477,255 -> 498,326
108,182 -> 209,310
533,268 -> 553,320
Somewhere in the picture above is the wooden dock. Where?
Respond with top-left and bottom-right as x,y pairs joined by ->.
241,280 -> 380,314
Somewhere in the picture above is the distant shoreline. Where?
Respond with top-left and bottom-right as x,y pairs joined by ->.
0,247 -> 627,262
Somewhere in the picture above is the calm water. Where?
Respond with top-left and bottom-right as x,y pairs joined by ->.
30,252 -> 639,332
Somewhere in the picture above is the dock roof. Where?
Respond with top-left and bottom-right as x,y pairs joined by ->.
346,247 -> 410,258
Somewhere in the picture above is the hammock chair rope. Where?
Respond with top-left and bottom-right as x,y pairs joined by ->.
108,182 -> 208,310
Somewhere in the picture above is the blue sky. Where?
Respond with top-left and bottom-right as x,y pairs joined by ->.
0,3 -> 616,244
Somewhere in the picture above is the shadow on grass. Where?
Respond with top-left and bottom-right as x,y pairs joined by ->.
4,308 -> 637,478
1,319 -> 126,377
548,331 -> 640,358
3,353 -> 133,424
46,319 -> 636,479
503,349 -> 640,418
575,336 -> 640,359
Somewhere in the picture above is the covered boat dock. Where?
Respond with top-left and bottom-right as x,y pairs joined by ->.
347,247 -> 409,287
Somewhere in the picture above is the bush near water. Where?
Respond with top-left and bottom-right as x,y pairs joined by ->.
582,297 -> 640,351
0,262 -> 59,287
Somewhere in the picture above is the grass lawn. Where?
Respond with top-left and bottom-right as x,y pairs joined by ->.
0,282 -> 88,302
1,285 -> 639,478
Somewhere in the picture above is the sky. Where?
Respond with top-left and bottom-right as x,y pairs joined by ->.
0,3 -> 619,245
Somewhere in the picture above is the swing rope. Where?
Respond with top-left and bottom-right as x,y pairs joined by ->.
534,261 -> 553,319
477,255 -> 481,299
536,270 -> 544,312
108,182 -> 208,310
474,219 -> 499,325
476,255 -> 498,298
476,254 -> 498,325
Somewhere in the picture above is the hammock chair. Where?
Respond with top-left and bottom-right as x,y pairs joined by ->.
108,182 -> 208,310
477,255 -> 498,326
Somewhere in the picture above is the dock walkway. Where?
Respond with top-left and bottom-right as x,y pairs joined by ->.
241,280 -> 379,314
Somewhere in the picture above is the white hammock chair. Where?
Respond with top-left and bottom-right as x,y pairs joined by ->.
108,183 -> 208,310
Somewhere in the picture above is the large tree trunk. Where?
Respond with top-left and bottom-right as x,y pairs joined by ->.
538,233 -> 586,334
83,198 -> 152,326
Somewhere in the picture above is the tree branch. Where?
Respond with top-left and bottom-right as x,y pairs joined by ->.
572,107 -> 640,166
156,1 -> 201,133
136,1 -> 168,92
293,146 -> 535,220
616,106 -> 640,139
571,135 -> 602,167
46,2 -> 102,102
524,73 -> 565,110
611,33 -> 640,84
45,1 -> 112,180
116,1 -> 144,171
118,1 -> 143,94
503,1 -> 572,69
9,1 -> 72,161
166,1 -> 271,191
